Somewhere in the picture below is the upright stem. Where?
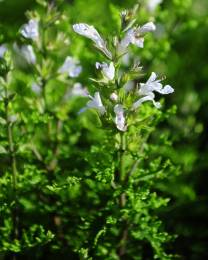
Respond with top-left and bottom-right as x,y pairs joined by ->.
118,132 -> 128,258
119,133 -> 125,182
119,132 -> 126,207
4,86 -> 18,260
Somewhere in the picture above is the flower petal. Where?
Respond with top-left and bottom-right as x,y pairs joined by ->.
135,38 -> 144,48
139,22 -> 156,33
73,23 -> 104,47
158,85 -> 174,94
132,95 -> 154,109
147,72 -> 157,84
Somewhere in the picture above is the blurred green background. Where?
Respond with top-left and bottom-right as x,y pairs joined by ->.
0,0 -> 208,259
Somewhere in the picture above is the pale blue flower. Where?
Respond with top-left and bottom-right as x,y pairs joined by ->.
119,22 -> 156,52
132,72 -> 174,109
59,56 -> 82,78
32,82 -> 42,95
73,23 -> 112,59
71,83 -> 89,97
64,83 -> 89,101
14,44 -> 36,64
20,19 -> 39,40
86,92 -> 106,115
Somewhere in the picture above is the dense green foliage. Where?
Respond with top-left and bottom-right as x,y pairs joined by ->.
0,0 -> 207,259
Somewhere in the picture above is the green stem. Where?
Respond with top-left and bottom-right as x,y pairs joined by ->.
119,132 -> 126,183
4,86 -> 18,260
39,17 -> 60,172
118,132 -> 128,258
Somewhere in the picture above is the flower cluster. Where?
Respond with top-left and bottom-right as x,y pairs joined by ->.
73,12 -> 174,132
17,18 -> 84,93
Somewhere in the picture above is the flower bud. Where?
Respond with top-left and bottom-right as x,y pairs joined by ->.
110,92 -> 118,102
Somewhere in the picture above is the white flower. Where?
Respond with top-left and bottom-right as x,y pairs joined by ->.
59,56 -> 82,78
119,22 -> 156,52
71,83 -> 89,97
14,44 -> 36,64
132,72 -> 174,110
147,0 -> 163,12
0,44 -> 7,58
20,19 -> 39,40
139,22 -> 156,33
95,62 -> 115,81
86,92 -> 106,115
32,82 -> 41,95
110,92 -> 118,102
64,83 -> 89,100
73,23 -> 112,59
114,104 -> 127,131
139,72 -> 174,95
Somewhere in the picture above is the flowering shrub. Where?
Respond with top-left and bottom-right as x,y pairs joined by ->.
1,0 -> 198,259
